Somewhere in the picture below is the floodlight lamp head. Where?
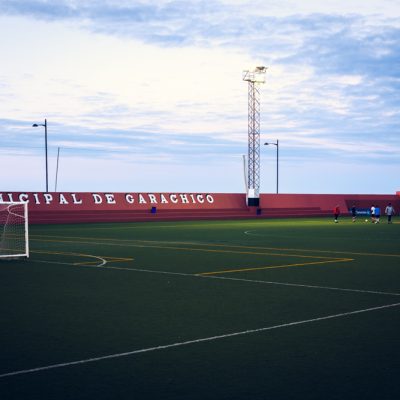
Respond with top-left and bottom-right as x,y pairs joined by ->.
242,65 -> 267,83
32,124 -> 39,127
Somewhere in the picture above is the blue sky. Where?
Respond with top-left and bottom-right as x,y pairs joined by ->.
1,0 -> 399,194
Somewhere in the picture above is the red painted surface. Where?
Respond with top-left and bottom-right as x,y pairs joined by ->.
1,191 -> 399,224
260,193 -> 400,211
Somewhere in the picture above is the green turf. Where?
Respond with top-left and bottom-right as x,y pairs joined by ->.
0,217 -> 399,399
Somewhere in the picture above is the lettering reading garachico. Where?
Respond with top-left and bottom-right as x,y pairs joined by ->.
0,192 -> 214,206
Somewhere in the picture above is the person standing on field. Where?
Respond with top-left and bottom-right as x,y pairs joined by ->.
370,205 -> 376,223
385,203 -> 395,224
375,205 -> 381,223
333,205 -> 340,223
351,204 -> 357,222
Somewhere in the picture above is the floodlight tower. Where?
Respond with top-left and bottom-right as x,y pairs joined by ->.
243,66 -> 267,207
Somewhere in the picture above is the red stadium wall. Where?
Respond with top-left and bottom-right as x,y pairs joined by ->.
1,191 -> 399,224
259,193 -> 400,218
0,192 -> 249,223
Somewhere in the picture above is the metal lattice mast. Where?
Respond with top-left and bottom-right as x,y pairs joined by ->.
243,66 -> 267,206
248,81 -> 261,196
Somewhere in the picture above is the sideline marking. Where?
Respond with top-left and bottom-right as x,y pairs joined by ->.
1,302 -> 399,379
198,258 -> 354,275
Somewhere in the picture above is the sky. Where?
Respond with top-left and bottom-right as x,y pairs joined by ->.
0,0 -> 399,194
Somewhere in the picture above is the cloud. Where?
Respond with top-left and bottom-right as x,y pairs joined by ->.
1,1 -> 399,193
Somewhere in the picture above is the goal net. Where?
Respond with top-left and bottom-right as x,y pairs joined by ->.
0,202 -> 29,258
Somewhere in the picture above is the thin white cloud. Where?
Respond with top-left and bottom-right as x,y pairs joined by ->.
227,0 -> 400,18
0,2 -> 399,193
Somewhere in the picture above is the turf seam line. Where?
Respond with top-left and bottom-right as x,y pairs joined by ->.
1,302 -> 399,379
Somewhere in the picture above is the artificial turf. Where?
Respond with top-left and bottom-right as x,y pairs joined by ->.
0,217 -> 399,399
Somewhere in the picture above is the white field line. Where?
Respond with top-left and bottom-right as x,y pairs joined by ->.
77,264 -> 400,298
31,252 -> 107,268
1,302 -> 399,379
26,260 -> 400,298
198,273 -> 400,297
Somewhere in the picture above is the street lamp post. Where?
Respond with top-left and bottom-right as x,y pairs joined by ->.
32,119 -> 48,192
264,140 -> 279,194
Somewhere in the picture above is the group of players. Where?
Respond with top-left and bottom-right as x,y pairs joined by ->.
350,203 -> 396,224
334,203 -> 396,223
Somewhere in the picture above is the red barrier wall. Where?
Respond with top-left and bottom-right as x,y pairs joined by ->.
1,191 -> 399,224
260,193 -> 400,211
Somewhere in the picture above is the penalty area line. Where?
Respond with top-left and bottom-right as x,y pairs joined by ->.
0,302 -> 399,379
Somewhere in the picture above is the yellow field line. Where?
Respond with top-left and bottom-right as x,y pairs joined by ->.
33,250 -> 87,257
94,256 -> 134,262
30,234 -> 400,258
199,258 -> 354,276
126,244 -> 342,260
30,237 -> 346,261
29,241 -> 354,275
74,261 -> 100,266
74,258 -> 133,266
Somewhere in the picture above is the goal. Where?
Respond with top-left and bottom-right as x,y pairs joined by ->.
0,202 -> 29,258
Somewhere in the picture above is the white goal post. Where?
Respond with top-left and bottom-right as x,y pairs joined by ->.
0,202 -> 29,258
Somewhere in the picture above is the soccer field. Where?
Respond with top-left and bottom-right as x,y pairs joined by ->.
0,218 -> 399,399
